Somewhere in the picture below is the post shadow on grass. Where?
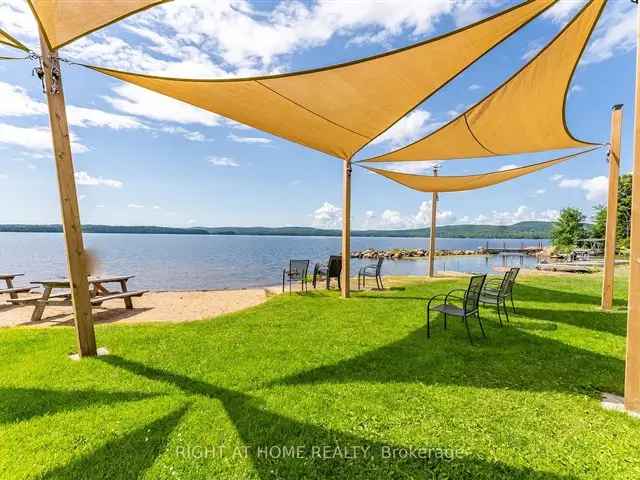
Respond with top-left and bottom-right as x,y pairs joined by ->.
517,307 -> 627,337
273,326 -> 624,397
0,387 -> 158,425
100,356 -> 575,479
40,405 -> 189,480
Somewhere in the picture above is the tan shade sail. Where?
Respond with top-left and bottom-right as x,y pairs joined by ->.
0,28 -> 28,51
27,0 -> 171,50
87,0 -> 556,160
364,0 -> 605,163
363,148 -> 599,193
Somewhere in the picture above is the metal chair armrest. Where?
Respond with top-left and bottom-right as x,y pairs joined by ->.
426,294 -> 448,310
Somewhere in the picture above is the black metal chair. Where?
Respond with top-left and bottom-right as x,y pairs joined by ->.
479,267 -> 519,325
313,255 -> 341,290
282,259 -> 310,293
426,274 -> 487,344
358,257 -> 384,290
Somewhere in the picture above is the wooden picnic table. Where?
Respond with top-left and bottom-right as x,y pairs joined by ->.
0,273 -> 31,299
10,275 -> 147,322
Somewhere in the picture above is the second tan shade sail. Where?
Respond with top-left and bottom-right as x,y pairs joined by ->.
86,0 -> 556,160
364,0 -> 606,163
362,148 -> 599,193
0,28 -> 28,51
27,0 -> 171,50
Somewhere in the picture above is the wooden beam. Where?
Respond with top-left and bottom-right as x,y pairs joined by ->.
39,31 -> 96,357
601,105 -> 623,310
625,4 -> 640,413
428,167 -> 438,277
341,161 -> 352,298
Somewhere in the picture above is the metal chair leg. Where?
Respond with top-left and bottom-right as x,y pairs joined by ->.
443,313 -> 448,330
477,312 -> 486,338
496,300 -> 503,327
378,275 -> 384,290
463,316 -> 473,344
503,298 -> 510,323
426,306 -> 431,338
510,295 -> 516,313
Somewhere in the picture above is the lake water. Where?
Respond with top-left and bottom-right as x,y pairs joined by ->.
0,233 -> 547,291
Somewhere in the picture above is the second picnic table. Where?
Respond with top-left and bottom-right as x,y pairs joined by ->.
11,275 -> 147,322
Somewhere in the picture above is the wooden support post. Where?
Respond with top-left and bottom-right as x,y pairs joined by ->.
39,32 -> 96,357
601,105 -> 623,310
428,167 -> 438,277
341,160 -> 352,298
625,4 -> 640,413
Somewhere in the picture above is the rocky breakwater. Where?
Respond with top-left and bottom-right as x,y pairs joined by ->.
351,247 -> 486,260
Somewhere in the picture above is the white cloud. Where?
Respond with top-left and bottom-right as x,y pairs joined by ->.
75,171 -> 124,189
312,201 -> 342,228
542,0 -> 583,24
228,133 -> 272,144
0,0 -> 38,46
0,82 -> 47,116
470,205 -> 559,225
117,0 -> 489,71
0,81 -> 146,130
583,1 -> 635,64
569,84 -> 584,95
498,164 -> 518,172
521,39 -> 543,61
551,174 -> 564,181
0,123 -> 88,153
128,204 -> 145,209
208,156 -> 239,167
368,161 -> 440,176
0,173 -> 7,180
362,200 -> 454,229
558,175 -> 608,202
66,106 -> 146,130
371,109 -> 440,147
160,126 -> 210,142
103,84 -> 222,127
534,189 -> 546,195
468,84 -> 481,91
446,110 -> 459,118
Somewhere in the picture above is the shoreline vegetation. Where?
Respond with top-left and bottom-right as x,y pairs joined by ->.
351,246 -> 542,259
0,221 -> 553,239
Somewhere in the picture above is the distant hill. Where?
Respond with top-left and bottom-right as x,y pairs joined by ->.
0,224 -> 210,235
0,221 -> 553,239
204,221 -> 553,239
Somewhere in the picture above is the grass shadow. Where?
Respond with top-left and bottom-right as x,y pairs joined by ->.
40,405 -> 188,479
100,356 -> 576,479
0,387 -> 157,425
272,326 -> 624,396
518,307 -> 627,337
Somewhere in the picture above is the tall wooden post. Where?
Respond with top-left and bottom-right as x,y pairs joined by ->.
601,105 -> 623,310
39,32 -> 97,357
428,166 -> 438,277
341,160 -> 352,298
625,4 -> 640,413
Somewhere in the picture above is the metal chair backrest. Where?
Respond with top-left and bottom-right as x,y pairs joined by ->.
375,257 -> 384,275
289,259 -> 310,279
502,267 -> 519,295
464,274 -> 487,313
327,256 -> 342,277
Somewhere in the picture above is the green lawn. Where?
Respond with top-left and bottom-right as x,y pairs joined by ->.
0,272 -> 638,479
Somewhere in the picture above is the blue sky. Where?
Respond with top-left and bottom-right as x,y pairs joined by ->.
0,0 -> 636,229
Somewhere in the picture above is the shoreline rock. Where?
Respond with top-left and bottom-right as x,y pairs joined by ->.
351,247 -> 486,260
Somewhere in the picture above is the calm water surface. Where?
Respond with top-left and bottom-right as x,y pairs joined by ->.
0,233 -> 547,291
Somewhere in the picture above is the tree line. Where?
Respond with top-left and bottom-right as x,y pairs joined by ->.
551,174 -> 632,251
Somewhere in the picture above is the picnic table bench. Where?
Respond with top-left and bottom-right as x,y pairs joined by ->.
0,273 -> 32,299
7,275 -> 148,322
